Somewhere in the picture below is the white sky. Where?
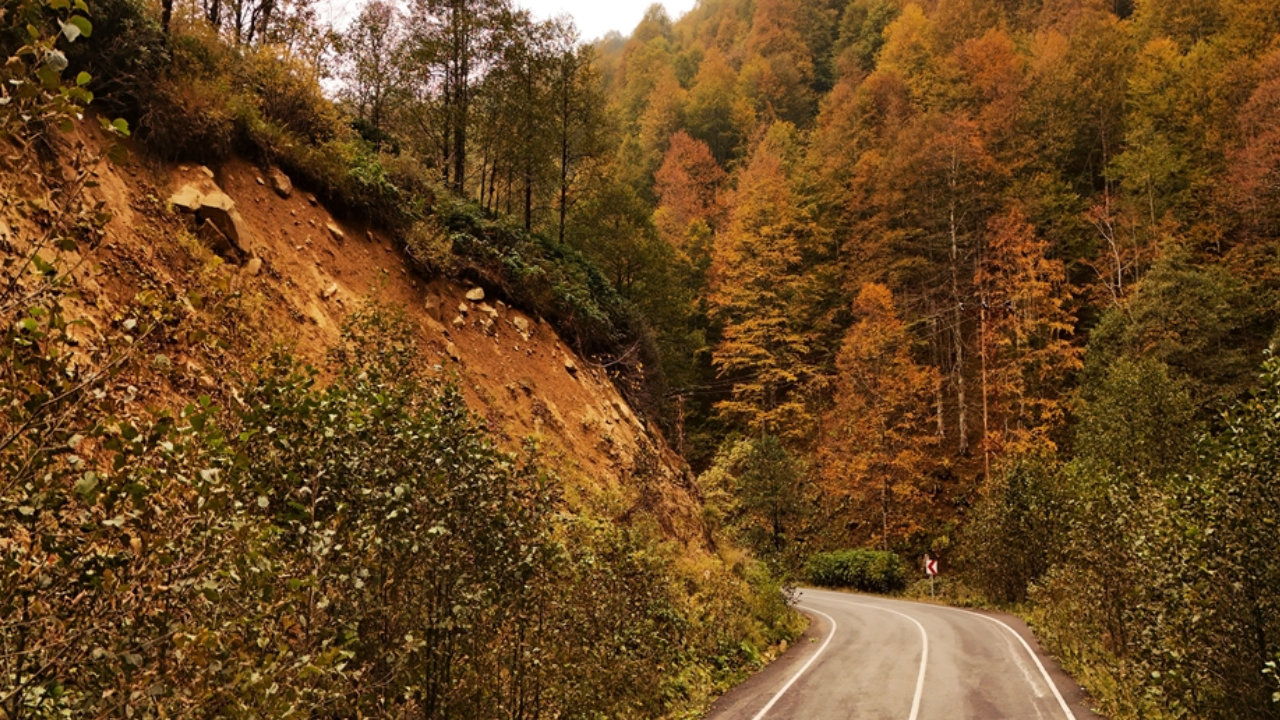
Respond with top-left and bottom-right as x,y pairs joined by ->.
515,0 -> 698,42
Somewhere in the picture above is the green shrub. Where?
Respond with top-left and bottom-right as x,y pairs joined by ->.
241,48 -> 338,144
140,74 -> 238,162
805,549 -> 907,593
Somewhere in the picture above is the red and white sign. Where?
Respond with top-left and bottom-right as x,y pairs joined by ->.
925,556 -> 939,576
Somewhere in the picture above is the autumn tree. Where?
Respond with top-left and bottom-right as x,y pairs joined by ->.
817,283 -> 938,550
338,1 -> 406,135
685,47 -> 753,163
740,0 -> 818,124
709,123 -> 824,442
653,131 -> 726,258
848,110 -> 1002,457
832,0 -> 902,75
974,207 -> 1081,471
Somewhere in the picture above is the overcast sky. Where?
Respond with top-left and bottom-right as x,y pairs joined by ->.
515,0 -> 698,41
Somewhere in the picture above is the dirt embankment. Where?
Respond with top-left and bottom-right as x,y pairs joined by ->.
38,123 -> 705,546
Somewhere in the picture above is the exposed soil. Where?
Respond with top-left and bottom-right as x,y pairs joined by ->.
29,121 -> 706,547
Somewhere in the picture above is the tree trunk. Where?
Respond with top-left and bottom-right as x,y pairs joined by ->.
949,150 -> 969,456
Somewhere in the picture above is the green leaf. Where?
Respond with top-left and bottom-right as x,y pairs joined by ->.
75,471 -> 99,499
31,254 -> 54,275
63,15 -> 90,40
37,66 -> 61,90
76,71 -> 91,86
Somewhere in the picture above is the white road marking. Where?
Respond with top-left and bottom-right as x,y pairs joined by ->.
843,601 -> 929,720
764,590 -> 1078,720
945,607 -> 1078,720
750,607 -> 838,720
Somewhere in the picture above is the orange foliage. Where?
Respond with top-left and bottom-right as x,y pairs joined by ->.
817,283 -> 939,549
654,131 -> 727,256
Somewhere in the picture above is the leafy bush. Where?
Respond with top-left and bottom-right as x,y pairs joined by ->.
241,47 -> 338,144
805,549 -> 907,593
140,73 -> 238,161
960,450 -> 1068,604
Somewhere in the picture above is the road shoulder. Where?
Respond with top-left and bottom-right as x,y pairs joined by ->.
701,609 -> 826,720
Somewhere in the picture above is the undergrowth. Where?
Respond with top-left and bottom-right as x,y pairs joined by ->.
0,9 -> 800,715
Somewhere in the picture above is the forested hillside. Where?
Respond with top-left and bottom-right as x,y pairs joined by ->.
0,0 -> 804,717
6,0 -> 1280,714
569,0 -> 1280,717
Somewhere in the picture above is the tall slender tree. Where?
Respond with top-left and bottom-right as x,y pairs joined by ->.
818,283 -> 938,549
709,123 -> 823,442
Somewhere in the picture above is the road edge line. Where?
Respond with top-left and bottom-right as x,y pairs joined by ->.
948,607 -> 1078,720
749,606 -> 839,720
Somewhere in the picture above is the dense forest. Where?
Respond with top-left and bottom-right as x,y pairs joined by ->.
336,0 -> 1280,714
5,0 -> 1280,715
571,0 -> 1280,716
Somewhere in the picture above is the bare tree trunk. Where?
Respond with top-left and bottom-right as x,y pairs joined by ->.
524,169 -> 534,232
949,150 -> 969,456
980,300 -> 990,482
934,316 -> 946,438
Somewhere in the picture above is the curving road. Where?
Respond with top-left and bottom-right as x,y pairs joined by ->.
705,588 -> 1105,720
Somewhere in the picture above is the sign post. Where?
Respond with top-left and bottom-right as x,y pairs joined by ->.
924,555 -> 939,598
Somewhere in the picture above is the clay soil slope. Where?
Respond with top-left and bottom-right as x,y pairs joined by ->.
37,122 -> 706,547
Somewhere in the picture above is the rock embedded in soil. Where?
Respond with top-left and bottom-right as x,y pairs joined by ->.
168,185 -> 203,212
326,222 -> 344,242
512,316 -> 530,334
194,191 -> 255,260
424,295 -> 442,320
466,287 -> 485,301
269,167 -> 292,198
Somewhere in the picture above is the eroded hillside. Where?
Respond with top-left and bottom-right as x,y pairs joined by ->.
51,120 -> 705,546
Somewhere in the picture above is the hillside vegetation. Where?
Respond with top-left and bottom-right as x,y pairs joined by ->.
7,0 -> 1280,715
0,0 -> 804,717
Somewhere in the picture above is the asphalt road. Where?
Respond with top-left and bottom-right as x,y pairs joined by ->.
705,588 -> 1105,720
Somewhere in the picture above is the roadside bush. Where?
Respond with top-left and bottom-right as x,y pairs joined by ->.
805,549 -> 906,593
960,450 -> 1068,604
